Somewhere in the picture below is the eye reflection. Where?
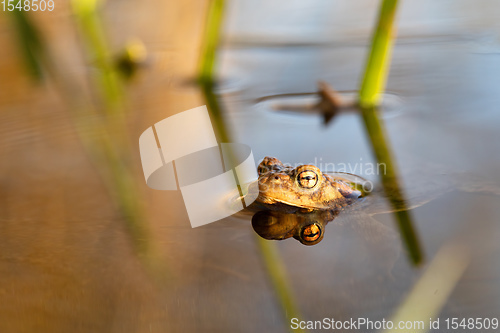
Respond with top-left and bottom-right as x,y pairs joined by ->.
301,223 -> 321,242
297,170 -> 318,188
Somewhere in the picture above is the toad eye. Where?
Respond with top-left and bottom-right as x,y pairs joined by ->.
297,170 -> 318,188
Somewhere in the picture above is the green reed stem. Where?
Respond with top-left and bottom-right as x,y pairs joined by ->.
9,4 -> 155,264
359,0 -> 398,108
9,11 -> 44,80
198,0 -> 306,328
256,236 -> 308,333
198,0 -> 225,85
358,0 -> 423,265
71,0 -> 124,115
361,106 -> 423,265
198,0 -> 231,143
384,244 -> 469,333
201,83 -> 231,143
64,0 -> 158,267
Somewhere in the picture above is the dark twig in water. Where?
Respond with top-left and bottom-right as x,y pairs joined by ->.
255,82 -> 357,125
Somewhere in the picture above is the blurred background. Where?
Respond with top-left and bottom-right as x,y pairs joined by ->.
0,0 -> 500,332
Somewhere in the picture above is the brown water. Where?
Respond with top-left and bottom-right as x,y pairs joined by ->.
1,1 -> 500,332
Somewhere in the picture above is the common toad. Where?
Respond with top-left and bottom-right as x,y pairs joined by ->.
255,157 -> 362,211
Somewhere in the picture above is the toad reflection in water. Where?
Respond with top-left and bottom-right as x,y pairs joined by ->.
251,209 -> 341,246
245,156 -> 500,246
247,157 -> 369,246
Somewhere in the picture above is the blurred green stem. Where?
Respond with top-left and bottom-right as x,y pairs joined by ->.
198,0 -> 225,84
201,83 -> 231,143
9,11 -> 44,80
9,3 -> 156,265
384,244 -> 469,333
256,237 -> 307,333
70,0 -> 143,244
71,0 -> 124,114
198,0 -> 231,143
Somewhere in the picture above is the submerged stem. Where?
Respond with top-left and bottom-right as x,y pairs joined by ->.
361,106 -> 423,265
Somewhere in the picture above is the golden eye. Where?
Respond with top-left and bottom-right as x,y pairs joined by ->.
297,170 -> 318,188
301,223 -> 321,242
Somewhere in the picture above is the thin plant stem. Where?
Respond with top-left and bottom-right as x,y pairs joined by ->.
9,3 -> 158,266
361,106 -> 423,265
198,0 -> 307,327
198,0 -> 231,143
201,83 -> 231,144
9,11 -> 44,80
69,0 -> 154,257
359,0 -> 399,108
384,244 -> 469,333
358,0 -> 423,265
256,236 -> 307,333
198,0 -> 225,85
71,0 -> 124,115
